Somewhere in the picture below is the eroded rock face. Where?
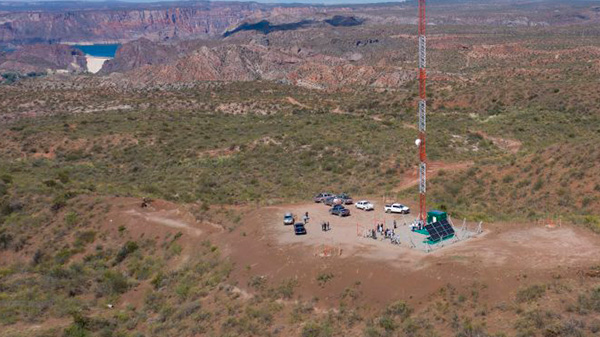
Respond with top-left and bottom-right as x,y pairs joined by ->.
111,42 -> 413,89
0,44 -> 86,74
0,3 -> 310,45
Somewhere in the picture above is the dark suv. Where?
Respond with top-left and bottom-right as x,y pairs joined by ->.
329,204 -> 350,217
294,223 -> 307,235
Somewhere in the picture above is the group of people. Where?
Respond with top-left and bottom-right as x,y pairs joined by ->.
375,223 -> 396,239
369,222 -> 398,241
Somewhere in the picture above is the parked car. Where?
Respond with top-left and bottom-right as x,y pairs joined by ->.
355,200 -> 374,211
384,203 -> 410,214
313,193 -> 333,203
283,212 -> 295,225
294,223 -> 307,235
323,196 -> 336,206
334,193 -> 354,205
329,204 -> 350,217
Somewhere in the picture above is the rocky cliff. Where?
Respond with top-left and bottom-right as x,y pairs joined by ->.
0,3 -> 321,45
0,44 -> 86,74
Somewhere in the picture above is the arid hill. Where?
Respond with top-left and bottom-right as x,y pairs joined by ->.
0,44 -> 86,74
104,42 -> 412,89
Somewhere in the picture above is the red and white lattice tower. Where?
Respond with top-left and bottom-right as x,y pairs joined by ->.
417,0 -> 427,225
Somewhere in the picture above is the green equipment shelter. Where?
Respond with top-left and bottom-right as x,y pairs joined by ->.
427,210 -> 447,224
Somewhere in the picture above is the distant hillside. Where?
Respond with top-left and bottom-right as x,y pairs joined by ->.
1,0 -> 599,47
429,141 -> 600,229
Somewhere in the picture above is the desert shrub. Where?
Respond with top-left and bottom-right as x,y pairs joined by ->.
55,248 -> 75,265
576,287 -> 600,314
275,279 -> 298,299
0,181 -> 7,197
74,231 -> 95,248
544,319 -> 585,337
98,270 -> 129,296
0,232 -> 13,250
514,309 -> 555,331
0,174 -> 12,184
63,313 -> 114,337
128,256 -> 159,280
456,318 -> 490,337
248,275 -> 267,290
302,321 -> 333,337
63,322 -> 89,337
115,241 -> 139,264
590,319 -> 600,333
316,272 -> 334,287
57,170 -> 70,184
516,284 -> 546,303
32,249 -> 44,265
385,301 -> 412,321
580,216 -> 600,233
169,242 -> 182,256
533,178 -> 544,191
363,325 -> 384,337
149,270 -> 165,289
378,316 -> 396,332
52,192 -> 76,212
174,301 -> 202,320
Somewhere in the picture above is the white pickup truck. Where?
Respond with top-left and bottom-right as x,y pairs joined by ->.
384,203 -> 410,214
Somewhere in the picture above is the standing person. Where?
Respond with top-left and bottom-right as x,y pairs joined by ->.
327,222 -> 330,231
394,220 -> 397,229
303,212 -> 309,224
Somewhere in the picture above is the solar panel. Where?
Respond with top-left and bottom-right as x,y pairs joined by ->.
425,220 -> 455,242
429,233 -> 441,242
440,220 -> 455,236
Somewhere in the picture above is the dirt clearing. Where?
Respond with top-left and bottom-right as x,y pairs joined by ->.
218,199 -> 600,308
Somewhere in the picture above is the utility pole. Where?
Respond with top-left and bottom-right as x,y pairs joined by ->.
417,0 -> 427,227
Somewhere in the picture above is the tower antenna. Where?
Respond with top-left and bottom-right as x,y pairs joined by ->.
417,0 -> 427,226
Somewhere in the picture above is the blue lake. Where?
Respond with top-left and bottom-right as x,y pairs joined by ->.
73,44 -> 120,57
